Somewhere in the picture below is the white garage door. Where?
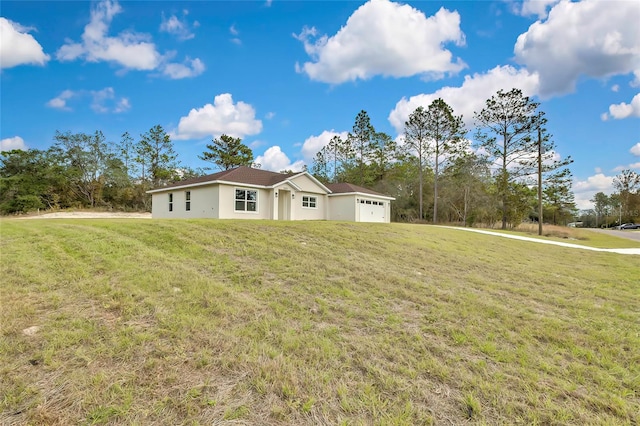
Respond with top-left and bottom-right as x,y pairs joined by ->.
358,199 -> 385,223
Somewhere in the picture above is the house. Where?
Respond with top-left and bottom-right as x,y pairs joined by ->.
147,166 -> 394,222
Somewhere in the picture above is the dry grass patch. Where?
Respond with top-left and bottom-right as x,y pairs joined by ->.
1,219 -> 638,425
505,223 -> 640,248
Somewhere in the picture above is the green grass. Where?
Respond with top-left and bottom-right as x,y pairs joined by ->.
1,219 -> 639,425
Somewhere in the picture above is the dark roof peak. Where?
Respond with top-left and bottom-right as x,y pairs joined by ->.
151,166 -> 295,191
326,182 -> 388,196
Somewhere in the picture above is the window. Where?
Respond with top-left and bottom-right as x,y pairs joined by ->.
365,200 -> 372,204
235,189 -> 257,212
302,196 -> 317,208
168,193 -> 173,212
185,191 -> 191,211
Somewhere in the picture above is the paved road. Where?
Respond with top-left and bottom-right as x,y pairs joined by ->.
441,226 -> 640,256
587,228 -> 640,242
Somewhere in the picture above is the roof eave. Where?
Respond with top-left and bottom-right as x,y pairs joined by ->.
328,191 -> 395,201
147,179 -> 273,193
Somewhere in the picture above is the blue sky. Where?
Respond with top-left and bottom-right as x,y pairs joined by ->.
1,0 -> 639,209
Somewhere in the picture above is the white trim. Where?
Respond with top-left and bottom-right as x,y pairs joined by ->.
147,171 -> 332,195
273,179 -> 302,191
328,191 -> 395,201
147,179 -> 268,194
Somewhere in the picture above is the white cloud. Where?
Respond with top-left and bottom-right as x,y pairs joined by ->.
388,65 -> 540,134
630,143 -> 640,156
517,0 -> 561,19
0,18 -> 49,68
162,57 -> 205,79
601,93 -> 640,120
90,87 -> 130,113
229,24 -> 241,45
46,87 -> 130,113
57,0 -> 161,70
255,146 -> 305,172
46,90 -> 76,110
573,172 -> 615,209
611,84 -> 619,92
295,0 -> 466,84
265,112 -> 276,120
613,162 -> 640,172
57,0 -> 203,79
514,0 -> 640,96
300,130 -> 349,161
173,93 -> 263,140
160,12 -> 195,41
0,136 -> 27,151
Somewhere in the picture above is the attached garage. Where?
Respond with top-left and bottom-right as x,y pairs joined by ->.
326,183 -> 394,223
358,199 -> 386,223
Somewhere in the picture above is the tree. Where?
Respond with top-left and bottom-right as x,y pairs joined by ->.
54,130 -> 114,207
311,146 -> 330,183
346,110 -> 375,186
590,192 -> 610,227
326,135 -> 350,183
441,152 -> 491,226
199,134 -> 253,171
117,131 -> 136,178
543,168 -> 576,225
474,88 -> 544,229
138,125 -> 179,187
612,169 -> 640,221
404,106 -> 429,220
0,148 -> 70,213
531,117 -> 573,234
423,99 -> 466,223
368,131 -> 398,184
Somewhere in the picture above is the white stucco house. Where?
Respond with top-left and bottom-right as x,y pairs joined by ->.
147,166 -> 394,222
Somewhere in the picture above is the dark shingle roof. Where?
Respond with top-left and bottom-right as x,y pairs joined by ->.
152,166 -> 294,191
326,183 -> 388,196
150,167 -> 393,199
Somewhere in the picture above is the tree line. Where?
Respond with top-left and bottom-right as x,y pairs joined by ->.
311,88 -> 575,229
579,170 -> 640,227
0,125 -> 188,213
1,88 -> 579,229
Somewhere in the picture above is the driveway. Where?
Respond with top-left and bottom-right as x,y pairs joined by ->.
441,226 -> 640,256
587,228 -> 640,243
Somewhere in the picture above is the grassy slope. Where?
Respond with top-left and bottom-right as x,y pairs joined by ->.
1,219 -> 638,425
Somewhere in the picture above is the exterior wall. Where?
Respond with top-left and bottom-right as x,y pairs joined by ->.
217,184 -> 273,219
151,185 -> 219,219
327,194 -> 357,221
290,174 -> 327,193
291,192 -> 328,220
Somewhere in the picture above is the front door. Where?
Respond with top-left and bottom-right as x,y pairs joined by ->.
278,190 -> 290,220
